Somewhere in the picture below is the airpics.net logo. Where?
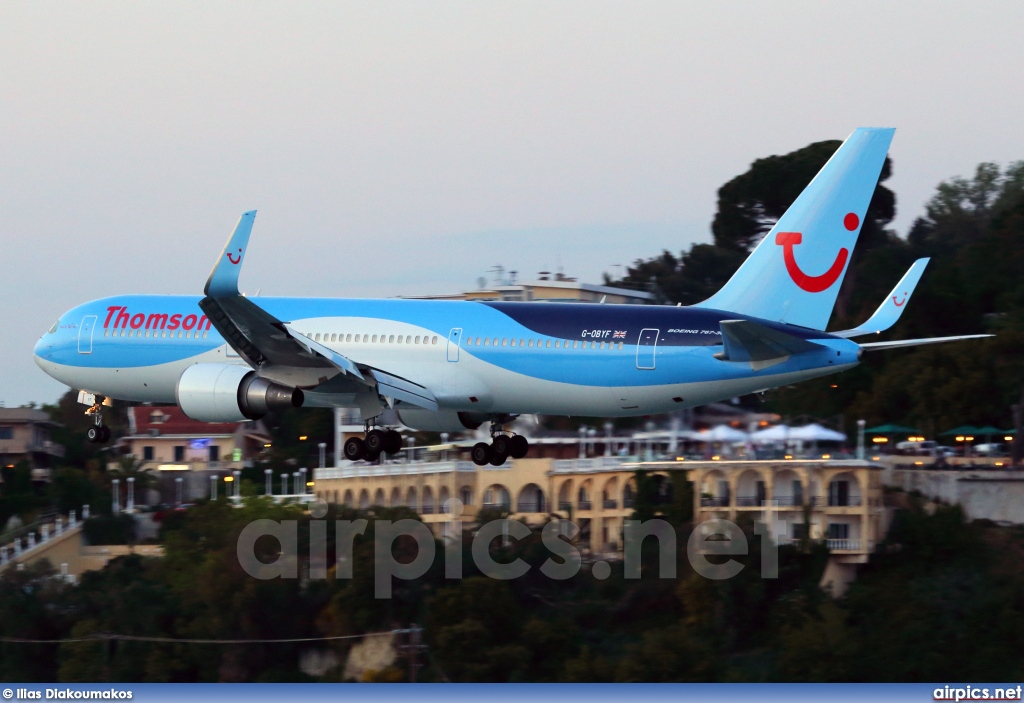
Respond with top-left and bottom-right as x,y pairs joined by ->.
934,685 -> 1023,701
235,499 -> 780,598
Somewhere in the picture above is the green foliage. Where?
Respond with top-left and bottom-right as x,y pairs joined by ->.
82,514 -> 136,545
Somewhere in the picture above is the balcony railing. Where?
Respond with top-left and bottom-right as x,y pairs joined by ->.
516,501 -> 545,513
735,496 -> 764,507
826,538 -> 862,551
482,502 -> 511,510
421,505 -> 435,515
772,495 -> 804,507
558,501 -> 572,511
700,496 -> 729,507
827,496 -> 862,507
603,499 -> 618,509
577,500 -> 592,510
623,498 -> 634,509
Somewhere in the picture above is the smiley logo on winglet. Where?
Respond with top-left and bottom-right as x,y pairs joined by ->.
226,248 -> 243,265
892,292 -> 907,307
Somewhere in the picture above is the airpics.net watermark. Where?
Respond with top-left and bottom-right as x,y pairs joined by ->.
236,499 -> 780,598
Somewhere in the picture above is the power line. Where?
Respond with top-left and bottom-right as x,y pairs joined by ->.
0,630 -> 395,645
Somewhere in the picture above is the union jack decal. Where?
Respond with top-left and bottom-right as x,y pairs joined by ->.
613,330 -> 627,339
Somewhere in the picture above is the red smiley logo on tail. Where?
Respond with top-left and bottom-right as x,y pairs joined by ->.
226,248 -> 243,265
775,232 -> 849,293
774,212 -> 859,293
892,292 -> 907,307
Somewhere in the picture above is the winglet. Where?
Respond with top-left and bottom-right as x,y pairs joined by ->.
832,258 -> 929,338
205,211 -> 256,297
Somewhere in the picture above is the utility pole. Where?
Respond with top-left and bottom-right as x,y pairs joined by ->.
395,624 -> 427,682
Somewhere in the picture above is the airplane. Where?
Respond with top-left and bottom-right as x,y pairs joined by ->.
33,128 -> 990,466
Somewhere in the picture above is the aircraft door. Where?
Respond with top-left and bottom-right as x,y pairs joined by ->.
636,328 -> 659,370
78,315 -> 97,354
447,328 -> 462,362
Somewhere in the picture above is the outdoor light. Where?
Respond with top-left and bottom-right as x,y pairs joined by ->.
299,435 -> 308,441
821,453 -> 831,459
224,476 -> 234,482
306,481 -> 314,487
264,443 -> 272,448
872,437 -> 888,443
711,455 -> 720,461
872,456 -> 880,461
965,436 -> 974,441
1005,436 -> 1014,442
956,436 -> 965,442
784,455 -> 793,459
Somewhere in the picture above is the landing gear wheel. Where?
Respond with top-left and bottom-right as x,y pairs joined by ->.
364,449 -> 381,463
344,437 -> 366,461
365,429 -> 386,454
509,435 -> 529,459
87,426 -> 102,443
99,426 -> 111,443
492,435 -> 512,457
471,442 -> 492,466
488,448 -> 508,466
383,430 -> 403,455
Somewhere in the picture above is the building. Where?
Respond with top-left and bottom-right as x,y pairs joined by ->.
406,270 -> 654,305
0,407 -> 65,482
118,405 -> 271,472
311,455 -> 887,569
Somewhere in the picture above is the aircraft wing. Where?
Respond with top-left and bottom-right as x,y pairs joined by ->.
832,258 -> 929,338
858,334 -> 993,351
715,319 -> 826,371
198,212 -> 439,411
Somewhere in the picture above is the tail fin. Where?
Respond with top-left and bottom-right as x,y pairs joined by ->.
695,128 -> 895,330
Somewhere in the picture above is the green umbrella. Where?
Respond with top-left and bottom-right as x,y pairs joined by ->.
865,423 -> 921,434
974,425 -> 1007,436
939,425 -> 981,437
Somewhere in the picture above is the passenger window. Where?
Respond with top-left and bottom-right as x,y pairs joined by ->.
519,339 -> 525,347
528,339 -> 534,347
601,341 -> 606,349
510,339 -> 516,347
372,335 -> 378,343
483,338 -> 490,346
203,331 -> 208,339
573,340 -> 579,349
492,338 -> 498,346
389,335 -> 394,343
347,334 -> 352,342
618,342 -> 624,350
104,329 -> 109,337
545,340 -> 551,348
432,336 -> 438,344
415,335 -> 421,344
554,340 -> 560,348
315,333 -> 320,341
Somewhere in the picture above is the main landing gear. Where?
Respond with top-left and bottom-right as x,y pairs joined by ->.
343,426 -> 403,463
471,422 -> 529,467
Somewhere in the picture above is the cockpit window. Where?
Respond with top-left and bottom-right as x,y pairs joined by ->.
47,320 -> 59,334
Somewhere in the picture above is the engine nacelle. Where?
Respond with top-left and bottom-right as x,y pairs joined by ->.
176,363 -> 304,422
396,409 -> 488,433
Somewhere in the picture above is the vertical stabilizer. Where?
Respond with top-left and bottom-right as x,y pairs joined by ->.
695,128 -> 894,330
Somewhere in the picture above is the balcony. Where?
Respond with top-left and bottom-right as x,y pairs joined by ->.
603,499 -> 618,510
421,505 -> 435,515
772,495 -> 804,507
516,502 -> 545,513
700,496 -> 729,507
558,501 -> 572,511
623,498 -> 634,509
577,500 -> 592,511
827,496 -> 862,507
482,502 -> 511,510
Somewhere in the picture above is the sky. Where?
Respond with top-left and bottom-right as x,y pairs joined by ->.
2,1 -> 1024,405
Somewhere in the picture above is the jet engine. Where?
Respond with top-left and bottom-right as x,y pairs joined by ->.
396,409 -> 488,433
176,363 -> 303,422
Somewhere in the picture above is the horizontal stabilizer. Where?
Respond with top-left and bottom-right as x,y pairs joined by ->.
833,258 -> 929,338
205,211 -> 256,297
716,319 -> 825,371
859,334 -> 993,351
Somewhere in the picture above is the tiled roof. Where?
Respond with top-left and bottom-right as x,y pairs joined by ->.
128,406 -> 250,436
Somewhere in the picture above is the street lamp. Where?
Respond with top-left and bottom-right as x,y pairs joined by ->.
318,442 -> 327,469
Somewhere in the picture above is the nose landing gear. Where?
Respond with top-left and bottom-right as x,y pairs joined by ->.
82,394 -> 111,443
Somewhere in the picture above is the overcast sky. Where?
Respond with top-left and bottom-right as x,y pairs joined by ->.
3,2 -> 1023,405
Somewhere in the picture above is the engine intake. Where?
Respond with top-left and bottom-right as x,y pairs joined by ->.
177,363 -> 303,422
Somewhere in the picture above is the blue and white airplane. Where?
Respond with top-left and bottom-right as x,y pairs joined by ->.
33,128 -> 988,465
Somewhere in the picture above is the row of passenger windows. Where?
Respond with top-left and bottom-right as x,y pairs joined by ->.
305,330 -> 624,351
310,333 -> 439,345
104,328 -> 209,340
466,337 -> 624,350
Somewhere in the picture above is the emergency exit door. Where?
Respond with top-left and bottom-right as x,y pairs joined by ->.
636,328 -> 659,369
